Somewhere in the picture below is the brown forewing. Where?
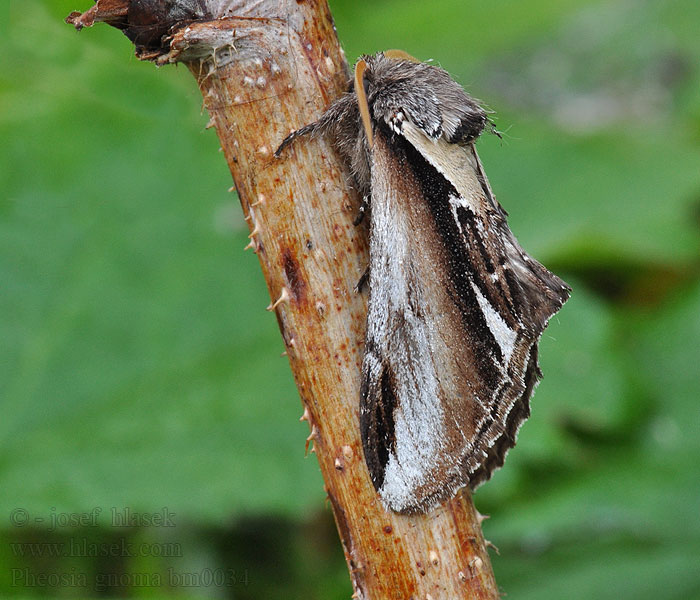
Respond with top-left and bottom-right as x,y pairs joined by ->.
361,126 -> 568,512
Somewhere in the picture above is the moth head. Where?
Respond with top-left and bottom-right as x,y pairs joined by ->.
354,50 -> 424,149
353,50 -> 493,149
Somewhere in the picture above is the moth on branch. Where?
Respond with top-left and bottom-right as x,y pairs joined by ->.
277,50 -> 570,514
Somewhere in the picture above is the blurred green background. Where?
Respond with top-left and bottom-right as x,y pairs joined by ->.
2,0 -> 699,598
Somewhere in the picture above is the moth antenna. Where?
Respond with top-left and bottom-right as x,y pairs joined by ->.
299,405 -> 310,422
243,239 -> 258,252
266,287 -> 290,311
383,49 -> 421,63
354,59 -> 373,147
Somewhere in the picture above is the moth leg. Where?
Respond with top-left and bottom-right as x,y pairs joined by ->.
273,122 -> 319,157
354,266 -> 369,294
353,195 -> 371,292
353,195 -> 370,226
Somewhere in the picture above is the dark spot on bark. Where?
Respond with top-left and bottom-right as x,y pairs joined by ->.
282,249 -> 306,303
327,488 -> 354,556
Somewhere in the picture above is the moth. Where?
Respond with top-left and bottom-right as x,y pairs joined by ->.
276,50 -> 570,513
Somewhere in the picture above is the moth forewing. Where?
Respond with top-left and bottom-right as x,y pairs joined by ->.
360,125 -> 555,513
401,121 -> 491,214
360,129 -> 485,512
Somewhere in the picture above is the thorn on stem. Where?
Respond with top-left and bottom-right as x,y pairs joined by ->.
305,424 -> 319,455
251,193 -> 266,207
248,223 -> 261,238
266,287 -> 290,311
485,539 -> 500,555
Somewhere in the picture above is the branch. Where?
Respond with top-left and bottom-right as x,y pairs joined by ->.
66,1 -> 500,597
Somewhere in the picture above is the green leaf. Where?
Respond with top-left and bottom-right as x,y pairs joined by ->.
0,2 -> 322,523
